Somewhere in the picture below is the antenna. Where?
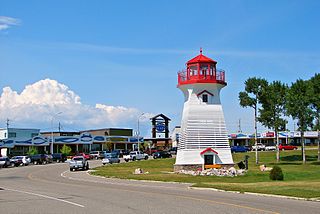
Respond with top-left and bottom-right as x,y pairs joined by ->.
58,122 -> 61,132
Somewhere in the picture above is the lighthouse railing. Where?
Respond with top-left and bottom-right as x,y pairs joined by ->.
178,69 -> 225,84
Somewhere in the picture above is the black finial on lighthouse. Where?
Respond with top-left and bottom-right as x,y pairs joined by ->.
200,47 -> 203,55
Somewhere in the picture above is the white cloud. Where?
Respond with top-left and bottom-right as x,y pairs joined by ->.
0,79 -> 152,132
0,16 -> 20,31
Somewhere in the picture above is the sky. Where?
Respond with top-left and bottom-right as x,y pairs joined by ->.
1,0 -> 320,137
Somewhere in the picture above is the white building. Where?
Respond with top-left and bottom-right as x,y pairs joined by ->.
170,126 -> 181,148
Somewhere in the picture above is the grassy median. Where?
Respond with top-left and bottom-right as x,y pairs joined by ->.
91,150 -> 320,199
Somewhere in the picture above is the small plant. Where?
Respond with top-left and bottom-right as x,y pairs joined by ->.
60,145 -> 72,155
269,165 -> 284,180
28,146 -> 38,155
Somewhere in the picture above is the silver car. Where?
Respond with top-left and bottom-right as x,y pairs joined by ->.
102,153 -> 120,165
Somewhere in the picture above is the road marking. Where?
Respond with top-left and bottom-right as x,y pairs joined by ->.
3,187 -> 85,208
60,170 -> 278,213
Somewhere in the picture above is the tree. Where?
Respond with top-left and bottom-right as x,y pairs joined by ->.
259,81 -> 287,162
60,145 -> 72,156
286,79 -> 313,164
239,77 -> 268,164
309,73 -> 320,161
28,146 -> 38,155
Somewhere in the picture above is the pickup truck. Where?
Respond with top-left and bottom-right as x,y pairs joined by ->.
69,156 -> 89,171
251,143 -> 266,151
123,151 -> 148,162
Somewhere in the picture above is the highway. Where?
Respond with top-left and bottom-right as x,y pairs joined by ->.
0,160 -> 319,214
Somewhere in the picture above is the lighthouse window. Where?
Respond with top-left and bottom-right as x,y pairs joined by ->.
202,94 -> 208,103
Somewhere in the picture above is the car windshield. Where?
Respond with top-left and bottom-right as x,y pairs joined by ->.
73,157 -> 83,161
129,152 -> 136,155
0,157 -> 6,161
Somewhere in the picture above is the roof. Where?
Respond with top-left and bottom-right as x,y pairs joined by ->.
187,49 -> 217,65
150,114 -> 171,121
200,148 -> 218,155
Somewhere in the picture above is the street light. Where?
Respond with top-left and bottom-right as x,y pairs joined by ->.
51,112 -> 62,154
137,113 -> 145,152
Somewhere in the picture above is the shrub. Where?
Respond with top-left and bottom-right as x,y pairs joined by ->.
269,165 -> 284,180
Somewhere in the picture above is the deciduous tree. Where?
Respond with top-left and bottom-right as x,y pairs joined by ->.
259,81 -> 287,162
286,79 -> 313,164
239,77 -> 268,164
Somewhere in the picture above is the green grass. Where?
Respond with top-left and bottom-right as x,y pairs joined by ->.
91,150 -> 320,199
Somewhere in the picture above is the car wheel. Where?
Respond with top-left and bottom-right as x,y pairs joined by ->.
11,163 -> 15,167
282,149 -> 285,151
145,156 -> 148,160
70,168 -> 73,172
125,159 -> 129,162
34,161 -> 38,165
103,163 -> 106,165
56,159 -> 60,163
132,157 -> 136,161
43,161 -> 47,165
118,160 -> 120,163
294,148 -> 298,150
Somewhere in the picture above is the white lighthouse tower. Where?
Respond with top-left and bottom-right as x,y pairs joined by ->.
174,49 -> 233,171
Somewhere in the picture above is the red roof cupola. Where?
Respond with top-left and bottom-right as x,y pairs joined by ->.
178,48 -> 226,86
187,48 -> 217,65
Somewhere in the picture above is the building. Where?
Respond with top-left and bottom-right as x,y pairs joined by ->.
170,126 -> 181,148
0,128 -> 41,156
174,49 -> 233,171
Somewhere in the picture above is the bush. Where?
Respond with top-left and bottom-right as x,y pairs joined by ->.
269,165 -> 284,180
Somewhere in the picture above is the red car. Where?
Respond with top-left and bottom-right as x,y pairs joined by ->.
279,144 -> 298,151
78,153 -> 92,160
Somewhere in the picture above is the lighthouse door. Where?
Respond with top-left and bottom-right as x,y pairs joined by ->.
204,155 -> 214,165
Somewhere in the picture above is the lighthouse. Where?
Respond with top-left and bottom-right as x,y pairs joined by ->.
174,49 -> 234,171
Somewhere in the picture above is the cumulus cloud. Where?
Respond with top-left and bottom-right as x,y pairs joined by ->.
0,16 -> 20,31
0,79 -> 152,132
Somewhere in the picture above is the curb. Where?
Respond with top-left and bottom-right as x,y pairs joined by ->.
189,187 -> 320,202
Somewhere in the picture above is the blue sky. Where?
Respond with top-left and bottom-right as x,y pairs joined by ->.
1,0 -> 320,136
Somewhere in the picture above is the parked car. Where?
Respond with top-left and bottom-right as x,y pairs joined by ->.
168,147 -> 177,155
89,151 -> 102,159
265,145 -> 276,151
145,148 -> 160,155
0,157 -> 13,168
251,143 -> 266,151
279,144 -> 298,151
102,153 -> 120,165
30,154 -> 51,165
230,146 -> 248,153
69,156 -> 89,171
52,153 -> 67,163
78,153 -> 91,160
10,156 -> 31,166
153,151 -> 172,159
123,151 -> 148,162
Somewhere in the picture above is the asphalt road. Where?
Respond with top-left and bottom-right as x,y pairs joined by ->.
0,160 -> 319,214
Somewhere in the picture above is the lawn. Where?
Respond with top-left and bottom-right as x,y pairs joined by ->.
91,150 -> 320,199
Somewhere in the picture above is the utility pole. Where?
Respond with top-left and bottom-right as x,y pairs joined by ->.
58,122 -> 61,133
6,118 -> 10,129
238,119 -> 242,133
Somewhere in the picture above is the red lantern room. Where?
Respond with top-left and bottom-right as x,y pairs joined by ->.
178,48 -> 226,86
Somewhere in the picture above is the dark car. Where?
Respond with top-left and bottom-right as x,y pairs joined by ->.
153,151 -> 172,159
168,147 -> 177,155
30,154 -> 51,165
231,146 -> 248,153
52,153 -> 67,163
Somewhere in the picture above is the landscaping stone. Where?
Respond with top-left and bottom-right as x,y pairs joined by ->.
176,167 -> 246,177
